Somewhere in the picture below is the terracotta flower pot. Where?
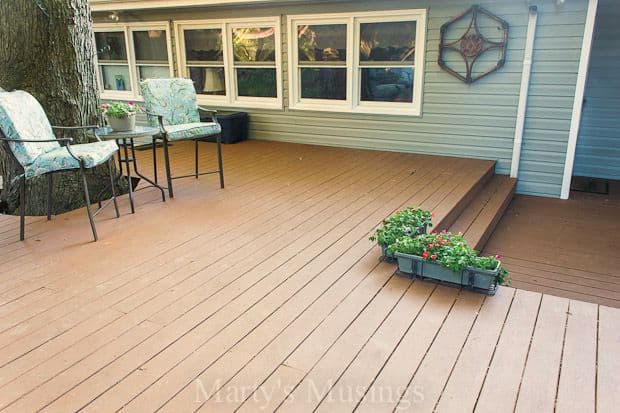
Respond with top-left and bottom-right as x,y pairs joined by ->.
107,112 -> 136,132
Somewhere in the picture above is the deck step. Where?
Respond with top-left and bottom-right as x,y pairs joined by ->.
449,175 -> 516,251
432,161 -> 496,231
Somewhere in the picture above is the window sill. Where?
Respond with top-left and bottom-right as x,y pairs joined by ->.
100,91 -> 138,101
196,97 -> 283,111
289,102 -> 422,117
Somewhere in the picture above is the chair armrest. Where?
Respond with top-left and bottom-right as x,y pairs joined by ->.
0,137 -> 73,143
198,106 -> 218,123
144,111 -> 166,135
51,125 -> 98,131
52,125 -> 102,142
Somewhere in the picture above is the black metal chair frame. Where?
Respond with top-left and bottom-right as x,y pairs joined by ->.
0,125 -> 120,241
146,107 -> 224,198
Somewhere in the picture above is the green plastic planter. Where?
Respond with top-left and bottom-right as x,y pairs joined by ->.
394,252 -> 499,295
462,264 -> 500,294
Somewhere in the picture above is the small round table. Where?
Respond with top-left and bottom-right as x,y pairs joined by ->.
96,126 -> 165,213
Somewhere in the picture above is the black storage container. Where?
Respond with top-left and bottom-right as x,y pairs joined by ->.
200,111 -> 248,144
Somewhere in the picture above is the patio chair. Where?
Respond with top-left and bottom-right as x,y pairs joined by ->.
140,78 -> 224,198
0,90 -> 120,241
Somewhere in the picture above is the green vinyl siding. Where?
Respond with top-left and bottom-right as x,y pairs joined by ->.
573,0 -> 620,181
94,0 -> 589,198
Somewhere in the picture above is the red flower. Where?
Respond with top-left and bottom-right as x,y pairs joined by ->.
431,254 -> 437,260
422,251 -> 429,259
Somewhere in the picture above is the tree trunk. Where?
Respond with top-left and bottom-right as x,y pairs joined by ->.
0,0 -> 124,215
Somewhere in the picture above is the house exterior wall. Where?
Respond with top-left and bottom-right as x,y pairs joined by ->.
573,0 -> 619,181
93,0 -> 590,198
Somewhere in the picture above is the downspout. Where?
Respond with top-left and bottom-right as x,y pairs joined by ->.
510,5 -> 538,178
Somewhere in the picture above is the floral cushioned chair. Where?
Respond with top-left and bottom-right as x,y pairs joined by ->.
140,78 -> 224,198
0,90 -> 120,241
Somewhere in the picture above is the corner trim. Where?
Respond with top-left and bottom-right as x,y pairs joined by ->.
560,0 -> 598,199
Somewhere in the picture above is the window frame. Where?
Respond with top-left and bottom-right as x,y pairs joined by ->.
93,22 -> 175,101
175,17 -> 283,110
287,9 -> 427,116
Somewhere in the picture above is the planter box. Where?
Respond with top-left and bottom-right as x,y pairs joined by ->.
378,225 -> 427,261
394,252 -> 499,295
462,265 -> 500,294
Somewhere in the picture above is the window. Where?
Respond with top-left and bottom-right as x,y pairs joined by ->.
94,24 -> 173,99
288,10 -> 426,115
176,18 -> 282,109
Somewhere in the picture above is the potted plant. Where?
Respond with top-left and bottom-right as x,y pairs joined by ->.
390,231 -> 509,295
370,207 -> 432,260
100,101 -> 138,131
464,255 -> 510,294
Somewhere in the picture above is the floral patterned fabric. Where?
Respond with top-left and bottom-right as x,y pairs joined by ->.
0,90 -> 60,166
163,122 -> 221,142
0,90 -> 118,178
24,141 -> 118,178
140,78 -> 222,141
140,78 -> 201,127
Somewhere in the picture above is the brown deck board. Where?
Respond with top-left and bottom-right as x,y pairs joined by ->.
435,286 -> 515,413
597,305 -> 620,413
484,186 -> 620,308
393,291 -> 485,411
32,150 -> 440,412
312,281 -> 436,413
514,294 -> 568,413
474,289 -> 541,413
0,141 -> 611,412
555,300 -> 597,413
354,286 -> 460,412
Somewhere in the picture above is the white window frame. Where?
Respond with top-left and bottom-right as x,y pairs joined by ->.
175,17 -> 283,110
287,9 -> 426,116
93,22 -> 174,101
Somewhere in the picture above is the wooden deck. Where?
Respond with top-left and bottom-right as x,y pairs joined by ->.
0,141 -> 617,412
484,183 -> 620,308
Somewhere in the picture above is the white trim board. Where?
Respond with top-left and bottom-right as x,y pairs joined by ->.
560,0 -> 599,199
90,0 -> 303,12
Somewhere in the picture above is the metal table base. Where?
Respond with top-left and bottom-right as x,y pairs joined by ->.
95,126 -> 165,213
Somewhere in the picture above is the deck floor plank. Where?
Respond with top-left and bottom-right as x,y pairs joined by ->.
121,156 -> 471,412
393,291 -> 485,412
474,289 -> 542,413
514,294 -> 569,413
597,305 -> 620,413
3,149 -> 411,411
0,141 -> 609,413
555,300 -> 598,413
434,286 -> 515,413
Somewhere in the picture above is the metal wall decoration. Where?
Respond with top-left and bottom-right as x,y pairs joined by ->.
438,5 -> 509,84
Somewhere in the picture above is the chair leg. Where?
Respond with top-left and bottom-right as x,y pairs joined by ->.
79,164 -> 98,242
162,137 -> 174,198
217,135 -> 224,189
194,139 -> 199,179
152,137 -> 158,185
19,176 -> 25,241
108,159 -> 120,218
46,174 -> 53,221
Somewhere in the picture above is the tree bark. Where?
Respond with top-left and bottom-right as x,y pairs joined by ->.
0,0 -> 124,215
